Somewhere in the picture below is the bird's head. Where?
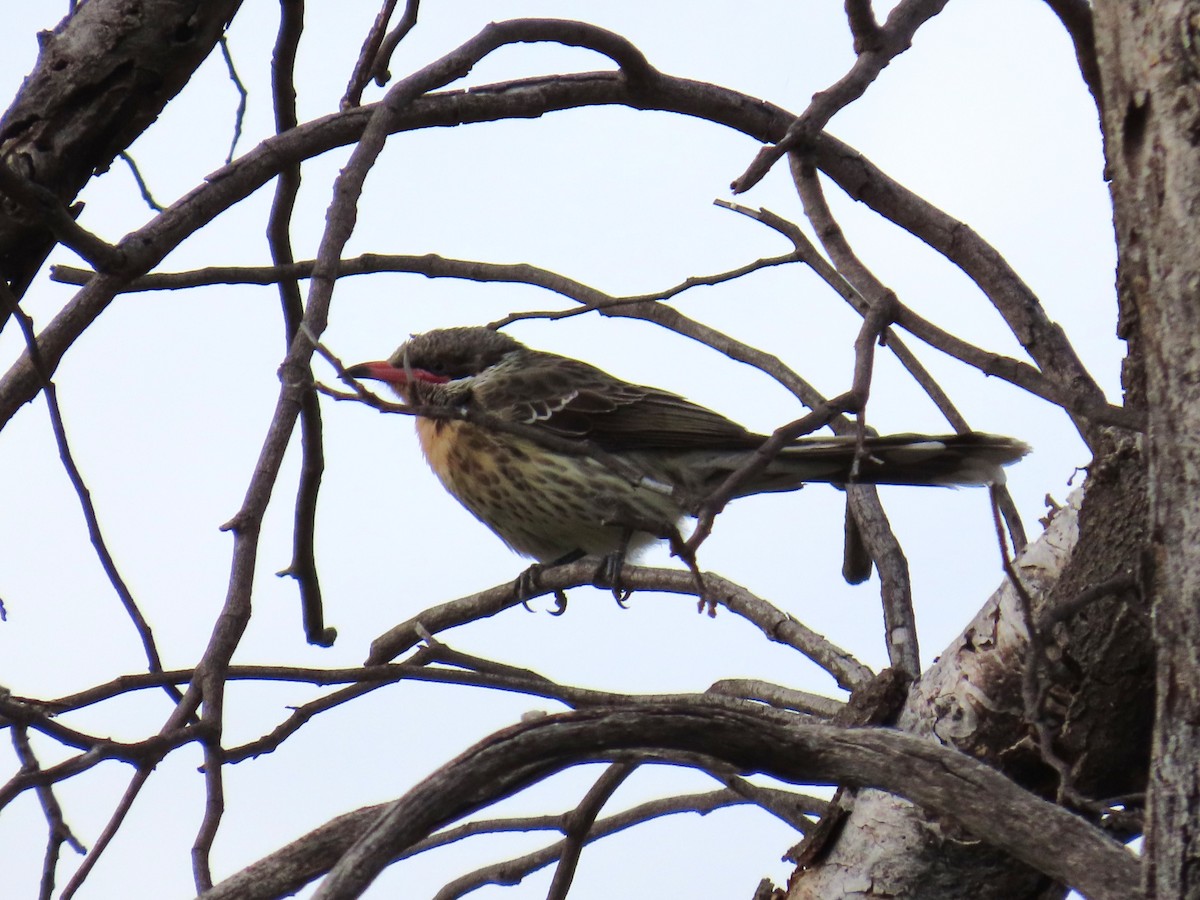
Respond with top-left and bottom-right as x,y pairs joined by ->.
346,326 -> 523,403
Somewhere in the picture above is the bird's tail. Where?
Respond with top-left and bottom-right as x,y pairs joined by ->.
755,432 -> 1029,490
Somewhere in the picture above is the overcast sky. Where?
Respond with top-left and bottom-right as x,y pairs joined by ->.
0,2 -> 1116,897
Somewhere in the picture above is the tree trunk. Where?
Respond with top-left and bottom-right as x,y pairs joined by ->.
0,0 -> 243,297
788,446 -> 1149,898
1094,2 -> 1200,897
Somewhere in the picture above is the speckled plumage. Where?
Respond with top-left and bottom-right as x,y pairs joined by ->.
348,326 -> 1029,562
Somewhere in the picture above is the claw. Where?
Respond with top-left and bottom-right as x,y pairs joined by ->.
549,590 -> 569,616
514,563 -> 544,613
514,550 -> 584,614
596,530 -> 633,608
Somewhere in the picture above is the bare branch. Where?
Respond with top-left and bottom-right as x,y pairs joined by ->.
706,679 -> 845,717
342,0 -> 400,108
265,0 -> 336,648
10,60 -> 1138,437
366,560 -> 873,691
369,0 -> 422,86
546,764 -> 634,900
0,282 -> 179,703
0,162 -> 127,272
1042,0 -> 1102,111
808,133 -> 1129,441
200,781 -> 815,900
312,702 -> 1139,900
10,726 -> 85,900
844,0 -> 882,53
847,486 -> 919,676
217,35 -> 249,164
731,0 -> 951,193
343,0 -> 423,108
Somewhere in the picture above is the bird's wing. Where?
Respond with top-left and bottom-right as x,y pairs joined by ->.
475,354 -> 764,450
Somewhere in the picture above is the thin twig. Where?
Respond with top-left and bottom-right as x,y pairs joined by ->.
117,152 -> 166,212
0,282 -> 181,704
731,0 -> 951,192
789,170 -> 1029,553
11,726 -> 86,900
718,196 -> 970,434
809,131 -> 1124,443
988,486 -> 1073,803
0,162 -> 126,272
59,768 -> 156,900
218,36 -> 249,164
547,764 -> 635,899
343,0 -> 399,108
267,0 -> 336,647
369,0 -> 422,87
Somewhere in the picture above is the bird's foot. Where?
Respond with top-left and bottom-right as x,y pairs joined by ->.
514,550 -> 584,615
513,564 -> 541,612
595,549 -> 632,608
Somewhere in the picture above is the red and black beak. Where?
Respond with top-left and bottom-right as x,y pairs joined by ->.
345,361 -> 409,385
345,360 -> 451,395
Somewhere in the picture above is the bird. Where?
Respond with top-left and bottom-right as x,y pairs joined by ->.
346,326 -> 1028,597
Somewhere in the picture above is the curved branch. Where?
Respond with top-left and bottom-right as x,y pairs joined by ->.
365,560 -> 873,690
2,57 -> 1130,438
200,780 -> 821,900
0,283 -> 178,701
1041,0 -> 1102,112
312,702 -> 1138,900
546,763 -> 634,900
807,133 -> 1126,438
188,19 -> 668,884
731,0 -> 952,192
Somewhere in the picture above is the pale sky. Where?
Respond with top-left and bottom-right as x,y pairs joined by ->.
0,2 -> 1116,897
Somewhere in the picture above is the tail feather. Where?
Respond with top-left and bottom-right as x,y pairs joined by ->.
762,432 -> 1029,489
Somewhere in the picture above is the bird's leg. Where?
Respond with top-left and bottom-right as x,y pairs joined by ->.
664,525 -> 711,616
600,513 -> 711,615
595,528 -> 635,608
515,549 -> 585,615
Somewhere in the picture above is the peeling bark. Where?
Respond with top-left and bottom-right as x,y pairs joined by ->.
790,439 -> 1150,899
1095,2 -> 1200,897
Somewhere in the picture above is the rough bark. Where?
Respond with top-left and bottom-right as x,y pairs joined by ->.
1094,2 -> 1200,897
0,0 -> 243,296
788,441 -> 1150,899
